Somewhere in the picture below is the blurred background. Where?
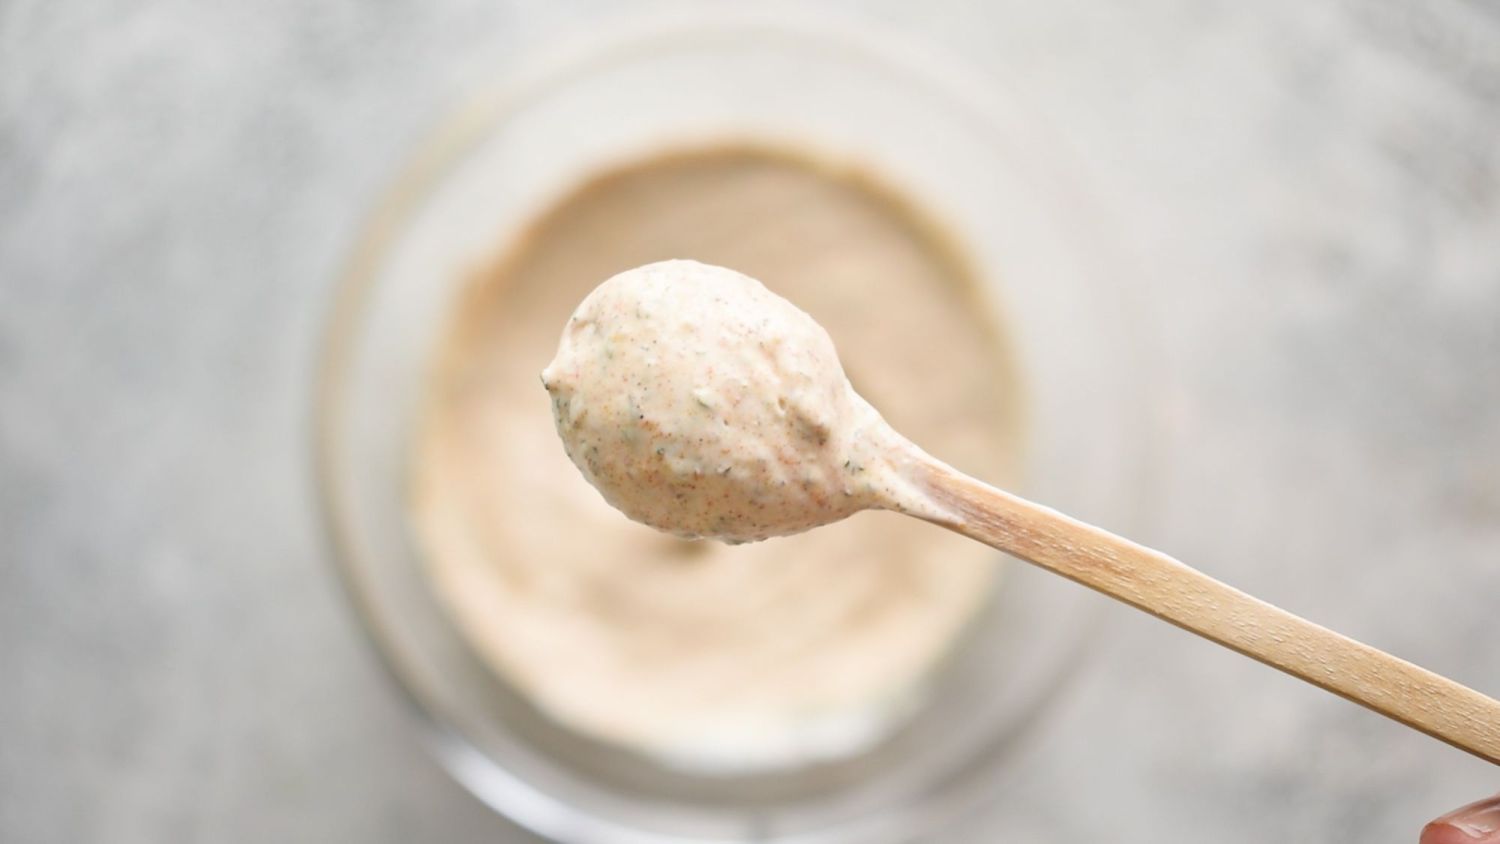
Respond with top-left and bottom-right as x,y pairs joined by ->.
2,1 -> 1498,842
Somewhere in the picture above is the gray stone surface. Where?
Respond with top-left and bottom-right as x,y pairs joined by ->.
2,1 -> 1497,841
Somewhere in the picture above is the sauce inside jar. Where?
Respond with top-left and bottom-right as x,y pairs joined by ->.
411,145 -> 1024,769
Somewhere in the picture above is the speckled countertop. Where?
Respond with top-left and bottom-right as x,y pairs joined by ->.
2,2 -> 1497,842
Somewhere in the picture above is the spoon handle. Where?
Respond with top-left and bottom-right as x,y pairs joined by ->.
915,460 -> 1500,765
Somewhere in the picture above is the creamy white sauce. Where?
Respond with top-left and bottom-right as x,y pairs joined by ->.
542,260 -> 944,543
412,147 -> 1021,769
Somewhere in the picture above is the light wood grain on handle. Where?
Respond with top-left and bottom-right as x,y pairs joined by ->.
915,460 -> 1500,765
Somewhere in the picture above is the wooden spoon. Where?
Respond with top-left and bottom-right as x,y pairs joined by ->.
913,456 -> 1500,765
545,259 -> 1500,765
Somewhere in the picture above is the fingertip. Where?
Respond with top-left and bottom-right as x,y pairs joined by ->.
1421,822 -> 1483,844
1422,795 -> 1500,844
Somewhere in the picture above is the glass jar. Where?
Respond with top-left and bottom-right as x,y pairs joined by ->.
316,9 -> 1152,842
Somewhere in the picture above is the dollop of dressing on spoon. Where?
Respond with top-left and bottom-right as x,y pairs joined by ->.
542,259 -> 947,542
